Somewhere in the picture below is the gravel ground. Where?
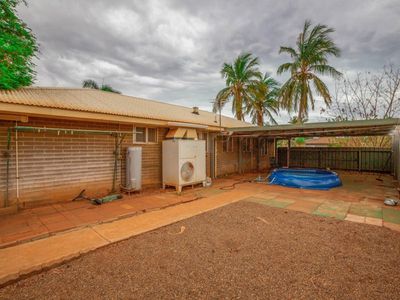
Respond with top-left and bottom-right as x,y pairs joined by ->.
1,201 -> 400,300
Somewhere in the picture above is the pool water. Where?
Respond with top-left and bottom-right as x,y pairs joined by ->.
268,168 -> 342,190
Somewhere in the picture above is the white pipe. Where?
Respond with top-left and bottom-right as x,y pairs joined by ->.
15,121 -> 20,201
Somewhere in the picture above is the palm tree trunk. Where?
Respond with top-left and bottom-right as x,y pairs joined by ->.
235,89 -> 243,120
257,111 -> 263,126
297,110 -> 303,124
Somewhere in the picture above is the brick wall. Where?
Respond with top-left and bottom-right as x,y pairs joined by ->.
0,117 -> 167,208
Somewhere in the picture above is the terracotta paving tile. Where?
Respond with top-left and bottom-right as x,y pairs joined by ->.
365,217 -> 383,227
29,205 -> 58,215
345,214 -> 365,223
313,209 -> 347,220
383,222 -> 400,232
348,203 -> 368,217
1,231 -> 40,244
252,193 -> 277,201
382,208 -> 400,224
120,204 -> 134,210
43,220 -> 75,233
286,200 -> 321,214
244,197 -> 295,209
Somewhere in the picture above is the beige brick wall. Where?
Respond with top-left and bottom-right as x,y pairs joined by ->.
0,117 -> 167,208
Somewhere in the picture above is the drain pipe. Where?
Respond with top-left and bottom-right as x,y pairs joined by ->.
5,127 -> 11,207
15,122 -> 20,203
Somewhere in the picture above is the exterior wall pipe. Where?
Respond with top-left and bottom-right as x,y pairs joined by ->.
5,127 -> 11,207
15,122 -> 20,202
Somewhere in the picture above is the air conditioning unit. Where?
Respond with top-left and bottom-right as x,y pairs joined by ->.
162,139 -> 206,193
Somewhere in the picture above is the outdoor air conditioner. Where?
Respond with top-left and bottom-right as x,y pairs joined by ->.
162,139 -> 206,193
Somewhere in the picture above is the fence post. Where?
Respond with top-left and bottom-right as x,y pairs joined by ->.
358,150 -> 362,171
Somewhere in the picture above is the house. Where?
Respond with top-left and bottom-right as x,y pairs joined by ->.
0,87 -> 274,210
304,137 -> 333,147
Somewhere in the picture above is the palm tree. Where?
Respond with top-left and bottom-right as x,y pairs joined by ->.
289,115 -> 308,124
214,53 -> 261,120
277,20 -> 341,123
246,73 -> 280,126
82,79 -> 121,94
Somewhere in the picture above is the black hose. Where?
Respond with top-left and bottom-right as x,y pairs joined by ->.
219,179 -> 253,190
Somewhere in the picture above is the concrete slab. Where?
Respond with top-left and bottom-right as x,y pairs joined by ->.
0,228 -> 108,285
244,197 -> 294,209
286,200 -> 321,214
365,217 -> 383,227
345,214 -> 366,224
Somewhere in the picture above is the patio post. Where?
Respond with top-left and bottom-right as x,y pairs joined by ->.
238,138 -> 243,174
257,137 -> 261,171
393,130 -> 400,180
287,138 -> 291,168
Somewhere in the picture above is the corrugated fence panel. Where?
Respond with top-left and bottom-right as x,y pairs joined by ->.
278,147 -> 392,173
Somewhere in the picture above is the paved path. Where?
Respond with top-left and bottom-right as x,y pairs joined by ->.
0,187 -> 254,286
1,173 -> 399,286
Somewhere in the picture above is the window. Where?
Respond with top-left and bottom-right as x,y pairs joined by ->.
147,128 -> 157,143
135,127 -> 146,143
134,127 -> 157,143
222,136 -> 234,152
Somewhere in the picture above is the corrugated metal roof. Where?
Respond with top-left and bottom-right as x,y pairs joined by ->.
229,118 -> 400,137
0,87 -> 252,128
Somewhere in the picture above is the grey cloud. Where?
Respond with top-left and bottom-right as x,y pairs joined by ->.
18,0 -> 400,123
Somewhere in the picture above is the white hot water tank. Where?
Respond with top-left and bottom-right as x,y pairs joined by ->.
126,146 -> 142,190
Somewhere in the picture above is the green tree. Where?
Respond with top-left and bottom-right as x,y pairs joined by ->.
0,0 -> 38,90
246,73 -> 280,126
82,79 -> 121,94
277,20 -> 341,123
214,53 -> 261,120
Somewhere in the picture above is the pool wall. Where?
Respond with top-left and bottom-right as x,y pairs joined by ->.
268,168 -> 342,190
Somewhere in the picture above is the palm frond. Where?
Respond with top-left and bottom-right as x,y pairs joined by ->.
213,87 -> 232,112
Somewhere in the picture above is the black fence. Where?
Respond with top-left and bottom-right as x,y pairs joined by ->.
277,147 -> 392,173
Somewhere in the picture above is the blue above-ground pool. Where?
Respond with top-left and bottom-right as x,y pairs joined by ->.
268,168 -> 342,190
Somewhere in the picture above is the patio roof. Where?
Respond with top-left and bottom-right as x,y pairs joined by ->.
229,118 -> 400,138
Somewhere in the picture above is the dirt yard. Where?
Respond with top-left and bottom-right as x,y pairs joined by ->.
1,201 -> 400,299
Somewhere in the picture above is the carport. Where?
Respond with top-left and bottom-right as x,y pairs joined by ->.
228,118 -> 400,180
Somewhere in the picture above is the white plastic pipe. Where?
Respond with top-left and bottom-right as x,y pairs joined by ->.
15,121 -> 20,201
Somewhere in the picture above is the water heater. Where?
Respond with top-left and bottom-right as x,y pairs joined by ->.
126,146 -> 142,190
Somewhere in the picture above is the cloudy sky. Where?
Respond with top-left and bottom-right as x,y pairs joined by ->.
18,0 -> 400,123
